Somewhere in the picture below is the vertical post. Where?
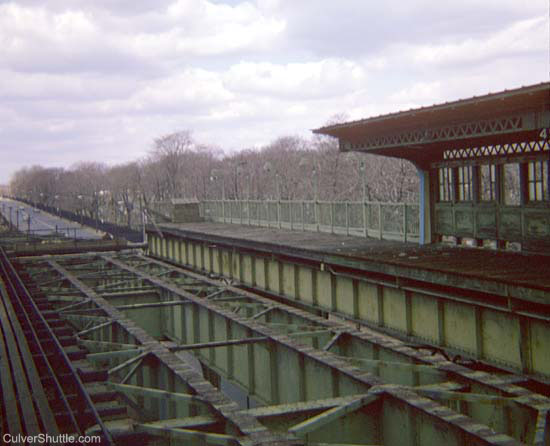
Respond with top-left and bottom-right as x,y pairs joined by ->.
268,342 -> 279,404
403,203 -> 408,243
290,200 -> 293,230
360,160 -> 367,237
330,202 -> 334,234
378,203 -> 383,240
240,200 -> 243,225
222,179 -> 226,223
301,201 -> 305,231
315,199 -> 319,232
416,166 -> 432,245
276,174 -> 281,229
140,193 -> 146,244
346,202 -> 349,235
247,176 -> 251,226
363,201 -> 368,237
313,169 -> 319,232
16,209 -> 19,231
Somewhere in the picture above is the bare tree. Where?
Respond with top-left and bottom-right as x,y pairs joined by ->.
108,162 -> 142,227
9,127 -> 421,227
151,130 -> 194,198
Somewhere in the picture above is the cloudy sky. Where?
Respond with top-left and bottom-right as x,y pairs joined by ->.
0,0 -> 548,183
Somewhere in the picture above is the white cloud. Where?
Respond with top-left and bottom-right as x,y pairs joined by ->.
0,0 -> 547,183
129,69 -> 234,113
408,17 -> 547,67
0,70 -> 138,102
224,59 -> 367,99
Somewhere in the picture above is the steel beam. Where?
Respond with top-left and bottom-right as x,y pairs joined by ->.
288,394 -> 380,436
86,348 -> 143,361
106,382 -> 207,405
134,424 -> 237,446
115,300 -> 190,310
169,336 -> 268,352
45,258 -> 283,445
108,351 -> 150,375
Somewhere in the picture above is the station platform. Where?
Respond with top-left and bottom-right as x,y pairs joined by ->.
157,222 -> 550,303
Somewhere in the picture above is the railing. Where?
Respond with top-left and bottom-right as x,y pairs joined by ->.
13,198 -> 144,243
201,200 -> 420,242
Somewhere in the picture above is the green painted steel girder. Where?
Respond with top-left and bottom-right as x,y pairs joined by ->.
335,355 -> 445,376
108,351 -> 150,376
107,382 -> 207,405
288,394 -> 380,436
115,300 -> 190,310
134,424 -> 238,446
138,415 -> 218,429
169,336 -> 269,352
86,348 -> 143,361
77,319 -> 114,336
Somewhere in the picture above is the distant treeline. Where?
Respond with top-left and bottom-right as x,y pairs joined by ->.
10,130 -> 419,227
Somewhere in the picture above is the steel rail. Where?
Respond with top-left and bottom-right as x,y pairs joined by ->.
0,249 -> 78,434
0,247 -> 113,445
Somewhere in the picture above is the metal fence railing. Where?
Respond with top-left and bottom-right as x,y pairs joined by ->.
201,200 -> 420,242
12,198 -> 144,243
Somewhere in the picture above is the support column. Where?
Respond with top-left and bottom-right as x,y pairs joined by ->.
416,166 -> 433,245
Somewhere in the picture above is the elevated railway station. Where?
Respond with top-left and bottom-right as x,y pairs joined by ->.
1,82 -> 550,445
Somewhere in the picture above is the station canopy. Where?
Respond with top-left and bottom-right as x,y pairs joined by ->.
314,82 -> 550,168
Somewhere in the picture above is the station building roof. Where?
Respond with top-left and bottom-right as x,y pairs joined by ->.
314,82 -> 550,167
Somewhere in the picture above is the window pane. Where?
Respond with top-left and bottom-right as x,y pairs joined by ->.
527,160 -> 548,202
438,168 -> 453,202
504,163 -> 520,205
480,164 -> 496,201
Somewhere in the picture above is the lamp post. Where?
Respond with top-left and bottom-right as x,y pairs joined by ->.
360,160 -> 367,237
139,191 -> 146,243
312,166 -> 319,231
77,195 -> 83,225
210,169 -> 225,221
245,172 -> 251,225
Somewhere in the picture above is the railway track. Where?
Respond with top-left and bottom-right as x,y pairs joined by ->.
2,246 -> 550,445
0,247 -> 114,444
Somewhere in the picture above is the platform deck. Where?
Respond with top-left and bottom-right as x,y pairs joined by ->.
159,222 -> 550,293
